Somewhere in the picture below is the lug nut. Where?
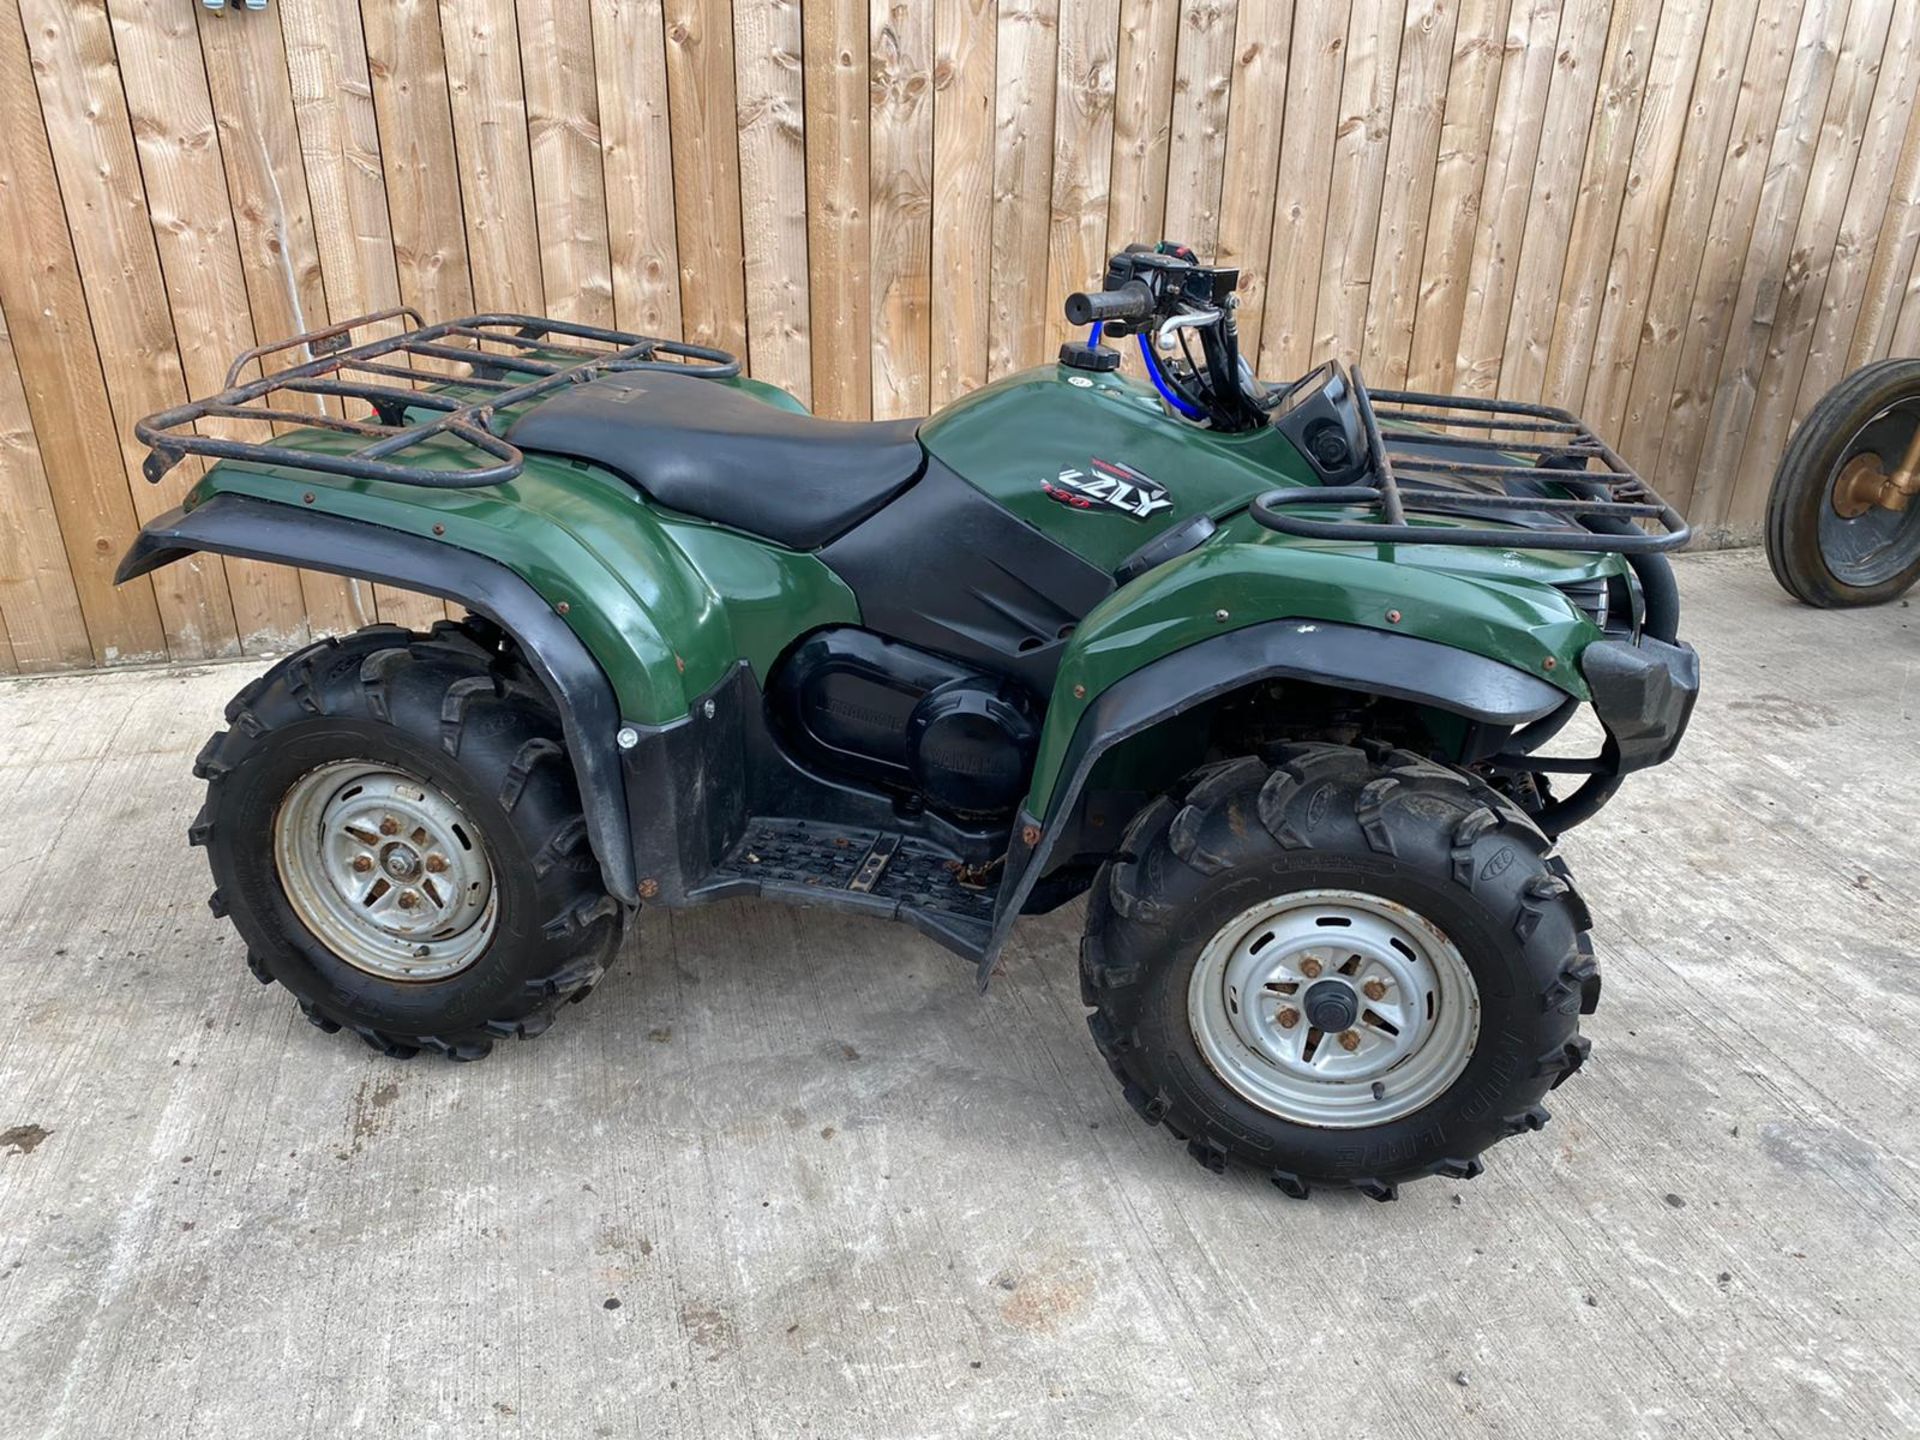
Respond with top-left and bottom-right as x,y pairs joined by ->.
1300,957 -> 1323,979
351,855 -> 373,874
425,854 -> 448,874
1363,979 -> 1387,1001
380,816 -> 400,836
1276,1007 -> 1300,1030
397,890 -> 419,910
1338,1030 -> 1361,1052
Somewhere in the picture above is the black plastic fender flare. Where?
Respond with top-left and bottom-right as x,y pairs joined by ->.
116,494 -> 638,905
977,619 -> 1570,984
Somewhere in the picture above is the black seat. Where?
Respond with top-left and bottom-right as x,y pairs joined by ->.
507,370 -> 925,549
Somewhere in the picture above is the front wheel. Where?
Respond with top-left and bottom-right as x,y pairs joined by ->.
1080,744 -> 1597,1200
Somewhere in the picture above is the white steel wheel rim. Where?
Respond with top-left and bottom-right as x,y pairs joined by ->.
272,761 -> 498,982
1187,888 -> 1480,1129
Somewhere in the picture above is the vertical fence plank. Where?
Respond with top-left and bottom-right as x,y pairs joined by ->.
1721,0 -> 1906,535
1311,0 -> 1408,366
440,0 -> 545,313
1536,0 -> 1666,411
359,0 -> 477,325
1848,85 -> 1920,366
1615,0 -> 1762,456
1799,1 -> 1920,388
871,0 -> 934,416
735,0 -> 812,402
1106,0 -> 1179,251
284,0 -> 404,325
665,0 -> 748,356
1889,219 -> 1920,353
932,0 -> 998,404
0,3 -> 165,664
1571,0 -> 1716,440
1491,0 -> 1610,401
20,0 -> 242,660
803,0 -> 871,415
1212,0 -> 1292,365
988,0 -> 1060,378
1046,0 -> 1120,354
1644,0 -> 1809,517
594,0 -> 684,339
197,1 -> 369,643
1404,0 -> 1513,393
0,303 -> 93,669
283,0 -> 431,633
1359,0 -> 1461,387
1683,0 -> 1851,531
1449,0 -> 1563,396
520,0 -> 616,328
1257,0 -> 1350,377
1161,0 -> 1237,258
356,0 -> 466,628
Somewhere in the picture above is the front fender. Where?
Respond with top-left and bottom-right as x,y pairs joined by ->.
1025,534 -> 1595,818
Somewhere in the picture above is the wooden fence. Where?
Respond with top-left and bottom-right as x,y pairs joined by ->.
2,0 -> 1918,672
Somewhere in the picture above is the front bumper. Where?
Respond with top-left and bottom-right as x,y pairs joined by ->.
1582,634 -> 1701,773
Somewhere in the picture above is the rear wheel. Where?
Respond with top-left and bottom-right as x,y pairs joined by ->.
194,621 -> 622,1060
1081,744 -> 1597,1199
1766,358 -> 1920,607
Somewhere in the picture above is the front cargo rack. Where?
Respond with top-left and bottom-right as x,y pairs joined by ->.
135,309 -> 740,489
1252,365 -> 1690,554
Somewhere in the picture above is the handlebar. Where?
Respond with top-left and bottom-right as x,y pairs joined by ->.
1064,281 -> 1156,327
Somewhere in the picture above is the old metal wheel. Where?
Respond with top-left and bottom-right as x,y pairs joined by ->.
1186,887 -> 1481,1130
272,759 -> 498,982
1816,401 -> 1920,588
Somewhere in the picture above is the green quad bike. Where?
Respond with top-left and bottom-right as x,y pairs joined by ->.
1766,358 -> 1920,605
121,243 -> 1699,1200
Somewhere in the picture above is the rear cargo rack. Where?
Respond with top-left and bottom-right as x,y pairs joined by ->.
135,309 -> 740,489
1252,365 -> 1689,554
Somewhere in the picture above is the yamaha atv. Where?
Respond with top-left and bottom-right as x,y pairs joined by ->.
120,243 -> 1699,1200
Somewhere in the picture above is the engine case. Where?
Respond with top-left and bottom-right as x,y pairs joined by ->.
768,628 -> 1039,820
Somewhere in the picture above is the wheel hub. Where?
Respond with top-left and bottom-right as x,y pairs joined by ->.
381,843 -> 422,880
1832,453 -> 1900,519
1301,978 -> 1359,1033
1187,889 -> 1481,1129
273,761 -> 498,982
1816,404 -> 1920,589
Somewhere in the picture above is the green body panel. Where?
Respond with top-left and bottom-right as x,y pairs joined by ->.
923,364 -> 1621,820
182,359 -> 1621,819
922,368 -> 1301,573
1021,510 -> 1608,818
183,386 -> 856,724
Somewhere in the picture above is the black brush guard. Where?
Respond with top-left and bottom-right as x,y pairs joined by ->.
1252,365 -> 1690,554
135,309 -> 740,489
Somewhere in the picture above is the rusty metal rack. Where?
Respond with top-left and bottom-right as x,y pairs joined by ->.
135,309 -> 740,489
1252,365 -> 1690,554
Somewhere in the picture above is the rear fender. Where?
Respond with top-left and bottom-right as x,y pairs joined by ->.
119,493 -> 643,905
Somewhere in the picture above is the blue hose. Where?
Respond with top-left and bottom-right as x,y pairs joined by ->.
1139,333 -> 1206,419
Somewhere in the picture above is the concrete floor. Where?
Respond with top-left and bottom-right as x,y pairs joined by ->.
0,548 -> 1916,1438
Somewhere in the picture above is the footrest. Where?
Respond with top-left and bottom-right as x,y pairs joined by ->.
705,819 -> 1000,958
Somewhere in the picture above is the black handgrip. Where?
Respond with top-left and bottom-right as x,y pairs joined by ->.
1065,281 -> 1155,327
